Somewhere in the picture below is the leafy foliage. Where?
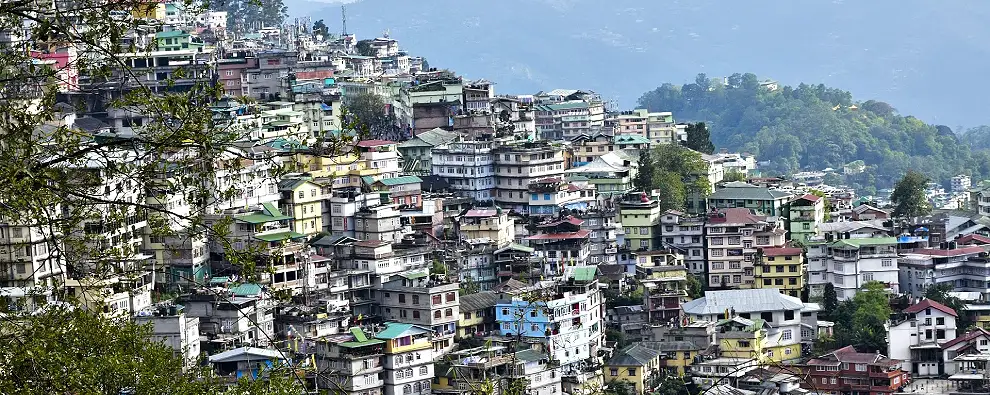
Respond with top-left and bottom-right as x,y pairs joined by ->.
683,122 -> 715,154
214,0 -> 288,35
686,274 -> 703,299
346,93 -> 406,141
822,283 -> 838,320
890,170 -> 932,218
638,73 -> 990,188
723,170 -> 747,183
851,281 -> 894,353
312,19 -> 330,39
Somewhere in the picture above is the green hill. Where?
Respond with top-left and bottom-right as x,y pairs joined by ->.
637,73 -> 990,193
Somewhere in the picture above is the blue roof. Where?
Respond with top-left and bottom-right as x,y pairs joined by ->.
320,103 -> 333,111
374,323 -> 430,339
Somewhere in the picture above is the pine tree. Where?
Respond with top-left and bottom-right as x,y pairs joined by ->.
684,122 -> 715,154
890,170 -> 932,218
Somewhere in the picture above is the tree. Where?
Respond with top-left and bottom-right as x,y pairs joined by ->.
605,329 -> 630,348
852,281 -> 893,352
925,283 -> 972,332
890,170 -> 932,218
605,381 -> 637,395
723,170 -> 747,182
655,170 -> 686,212
346,93 -> 403,141
651,144 -> 712,211
633,150 -> 657,191
809,189 -> 833,221
822,283 -> 838,320
686,274 -> 703,299
684,122 -> 715,154
312,19 -> 330,39
215,0 -> 288,34
356,39 -> 375,57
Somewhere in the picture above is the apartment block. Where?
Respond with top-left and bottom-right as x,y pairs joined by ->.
378,269 -> 460,355
431,140 -> 496,201
704,208 -> 786,289
493,142 -> 566,213
659,210 -> 706,275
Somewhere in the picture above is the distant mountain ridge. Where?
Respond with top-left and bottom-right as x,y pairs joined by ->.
286,0 -> 990,128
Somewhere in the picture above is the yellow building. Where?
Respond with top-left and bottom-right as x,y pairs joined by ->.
653,341 -> 701,377
457,291 -> 498,338
130,2 -> 166,20
754,247 -> 805,298
603,344 -> 664,394
277,178 -> 323,236
715,317 -> 767,361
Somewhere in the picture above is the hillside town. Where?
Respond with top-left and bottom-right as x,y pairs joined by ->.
6,2 -> 990,395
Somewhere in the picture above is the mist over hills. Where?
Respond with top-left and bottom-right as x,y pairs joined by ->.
287,0 -> 990,129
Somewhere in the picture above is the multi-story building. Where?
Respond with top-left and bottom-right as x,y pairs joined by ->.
534,92 -> 606,140
459,208 -> 516,243
707,182 -> 794,216
0,223 -> 65,291
356,140 -> 401,180
803,346 -> 908,395
635,250 -> 689,325
565,152 -> 635,197
431,140 -> 496,201
659,210 -> 706,275
494,141 -> 566,213
809,237 -> 901,300
887,299 -> 958,377
397,128 -> 460,175
494,267 -> 605,374
353,204 -> 406,243
133,304 -> 201,369
457,291 -> 498,338
525,217 -> 591,277
898,244 -> 988,297
178,289 -> 275,348
785,194 -> 825,243
952,175 -> 972,193
684,288 -> 812,362
313,328 -> 385,395
619,191 -> 662,251
603,344 -> 665,394
364,175 -> 423,207
378,269 -> 460,355
569,134 -> 615,166
576,205 -> 621,266
245,50 -> 297,100
278,177 -> 324,236
704,208 -> 786,289
375,323 -> 435,395
754,247 -> 805,298
611,109 -> 682,144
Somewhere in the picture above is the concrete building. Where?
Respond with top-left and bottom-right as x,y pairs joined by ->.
785,194 -> 825,243
353,205 -> 406,243
803,346 -> 907,395
378,269 -> 460,355
707,181 -> 794,216
534,93 -> 606,140
431,140 -> 496,201
619,191 -> 662,251
278,177 -> 324,236
754,247 -> 805,298
899,245 -> 988,297
576,204 -> 622,266
374,323 -> 435,395
565,151 -> 635,197
952,175 -> 972,193
887,299 -> 958,377
134,304 -> 202,369
313,328 -> 385,395
525,217 -> 591,277
397,128 -> 460,175
494,141 -> 566,213
659,210 -> 706,275
704,208 -> 787,289
684,288 -> 814,362
809,237 -> 902,300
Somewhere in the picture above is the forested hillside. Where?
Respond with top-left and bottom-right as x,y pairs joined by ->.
638,73 -> 990,192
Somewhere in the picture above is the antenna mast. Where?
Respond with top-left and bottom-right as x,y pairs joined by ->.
341,5 -> 348,36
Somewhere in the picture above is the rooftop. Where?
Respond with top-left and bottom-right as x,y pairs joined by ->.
903,299 -> 958,317
683,289 -> 805,315
607,344 -> 662,366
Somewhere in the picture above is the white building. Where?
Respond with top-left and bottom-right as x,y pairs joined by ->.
899,245 -> 987,297
808,237 -> 900,300
134,304 -> 202,369
431,140 -> 496,201
659,210 -> 706,275
887,299 -> 958,377
493,142 -> 566,213
952,175 -> 972,193
375,323 -> 435,395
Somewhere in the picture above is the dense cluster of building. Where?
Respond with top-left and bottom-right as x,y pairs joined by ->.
9,2 -> 990,395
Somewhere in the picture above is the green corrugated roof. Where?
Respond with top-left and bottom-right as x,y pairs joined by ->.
613,135 -> 651,145
255,231 -> 307,242
545,101 -> 590,111
340,338 -> 385,348
209,276 -> 230,284
515,349 -> 546,362
569,267 -> 596,282
351,327 -> 369,342
234,212 -> 293,224
156,30 -> 188,39
361,175 -> 376,185
231,283 -> 263,297
399,270 -> 429,280
710,185 -> 793,201
377,176 -> 423,186
831,237 -> 899,249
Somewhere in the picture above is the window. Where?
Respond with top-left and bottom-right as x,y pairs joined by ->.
882,259 -> 893,267
609,369 -> 618,377
936,317 -> 945,325
434,311 -> 441,319
399,294 -> 406,303
925,318 -> 932,326
433,295 -> 442,305
445,308 -> 453,317
738,340 -> 750,347
225,70 -> 233,76
446,292 -> 456,302
830,378 -> 837,384
627,368 -> 636,376
420,366 -> 428,375
782,329 -> 792,340
412,295 -> 419,304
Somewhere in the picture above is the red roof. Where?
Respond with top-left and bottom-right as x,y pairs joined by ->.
537,216 -> 584,228
761,247 -> 803,257
903,299 -> 958,317
356,139 -> 396,147
525,229 -> 591,240
957,234 -> 990,245
941,328 -> 990,349
911,246 -> 985,257
707,208 -> 766,224
796,194 -> 821,202
464,209 -> 498,218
